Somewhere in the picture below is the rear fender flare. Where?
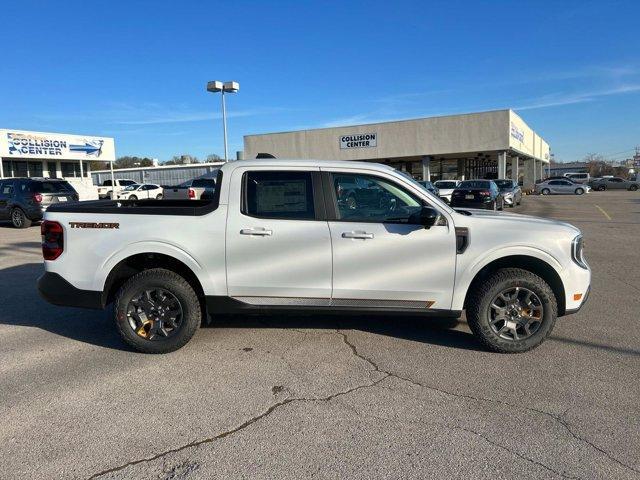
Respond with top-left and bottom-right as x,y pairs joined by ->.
96,241 -> 206,293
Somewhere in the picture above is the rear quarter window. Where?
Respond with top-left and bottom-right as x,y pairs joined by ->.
32,181 -> 76,193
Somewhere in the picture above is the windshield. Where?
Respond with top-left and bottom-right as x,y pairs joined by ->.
459,180 -> 491,189
398,174 -> 454,213
494,180 -> 514,190
123,184 -> 140,191
419,181 -> 434,188
435,181 -> 458,189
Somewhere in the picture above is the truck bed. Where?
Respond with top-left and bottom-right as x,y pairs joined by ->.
46,198 -> 217,216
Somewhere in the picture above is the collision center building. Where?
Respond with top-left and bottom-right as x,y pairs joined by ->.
244,109 -> 550,188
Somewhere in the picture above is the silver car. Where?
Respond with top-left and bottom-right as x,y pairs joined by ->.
589,177 -> 639,191
535,179 -> 591,195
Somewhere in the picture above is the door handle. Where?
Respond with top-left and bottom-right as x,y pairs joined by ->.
240,228 -> 273,236
241,228 -> 272,236
342,231 -> 374,239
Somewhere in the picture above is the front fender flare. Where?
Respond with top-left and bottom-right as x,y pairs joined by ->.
451,245 -> 563,311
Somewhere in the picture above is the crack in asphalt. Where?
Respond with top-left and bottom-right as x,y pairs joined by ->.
87,328 -> 638,479
86,372 -> 388,479
334,329 -> 640,477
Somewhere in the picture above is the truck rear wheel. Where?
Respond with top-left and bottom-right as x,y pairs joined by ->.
114,268 -> 201,353
466,268 -> 557,353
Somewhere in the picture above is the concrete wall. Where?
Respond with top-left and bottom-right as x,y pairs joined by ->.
245,110 -> 512,161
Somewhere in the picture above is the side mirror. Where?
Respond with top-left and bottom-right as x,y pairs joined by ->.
410,206 -> 440,228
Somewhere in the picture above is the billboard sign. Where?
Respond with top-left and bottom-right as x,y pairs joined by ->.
0,129 -> 116,161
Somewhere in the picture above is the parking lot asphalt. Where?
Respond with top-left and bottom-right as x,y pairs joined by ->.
1,191 -> 639,480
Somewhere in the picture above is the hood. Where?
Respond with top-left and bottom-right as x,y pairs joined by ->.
455,208 -> 581,234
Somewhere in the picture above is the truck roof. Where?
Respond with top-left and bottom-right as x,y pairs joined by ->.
220,159 -> 396,172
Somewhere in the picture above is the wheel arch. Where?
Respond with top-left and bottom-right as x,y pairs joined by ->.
462,254 -> 566,316
102,252 -> 206,310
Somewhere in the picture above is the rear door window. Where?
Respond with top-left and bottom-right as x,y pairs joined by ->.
243,171 -> 315,220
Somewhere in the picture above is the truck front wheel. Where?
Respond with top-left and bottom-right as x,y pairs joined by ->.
466,268 -> 557,353
114,268 -> 201,353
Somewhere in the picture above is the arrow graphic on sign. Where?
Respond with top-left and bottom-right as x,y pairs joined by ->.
69,140 -> 104,157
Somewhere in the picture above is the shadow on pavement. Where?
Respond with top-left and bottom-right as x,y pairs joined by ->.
212,313 -> 483,352
0,262 -> 481,352
0,262 -> 128,351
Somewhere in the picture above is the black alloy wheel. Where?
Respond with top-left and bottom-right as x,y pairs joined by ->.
126,289 -> 184,341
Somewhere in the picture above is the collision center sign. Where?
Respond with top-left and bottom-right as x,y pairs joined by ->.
340,133 -> 377,149
0,129 -> 116,161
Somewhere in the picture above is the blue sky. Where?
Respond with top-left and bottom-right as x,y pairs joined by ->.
1,0 -> 638,163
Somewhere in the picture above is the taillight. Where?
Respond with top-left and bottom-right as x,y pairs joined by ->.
41,220 -> 64,260
33,193 -> 43,203
479,190 -> 491,196
188,188 -> 195,199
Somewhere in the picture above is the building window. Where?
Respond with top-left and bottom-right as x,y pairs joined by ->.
2,161 -> 11,177
28,162 -> 43,177
47,162 -> 57,178
61,162 -> 79,177
14,161 -> 28,177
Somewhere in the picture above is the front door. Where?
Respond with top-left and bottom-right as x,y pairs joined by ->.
226,168 -> 332,301
325,170 -> 457,310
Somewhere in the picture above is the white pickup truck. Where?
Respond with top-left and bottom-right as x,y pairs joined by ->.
38,160 -> 591,354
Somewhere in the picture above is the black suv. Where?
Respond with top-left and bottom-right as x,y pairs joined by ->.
0,178 -> 78,228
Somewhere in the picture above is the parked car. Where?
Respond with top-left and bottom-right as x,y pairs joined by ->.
162,177 -> 217,200
418,180 -> 440,196
494,179 -> 522,207
96,179 -> 137,199
588,177 -> 639,191
535,179 -> 590,195
563,172 -> 590,184
433,180 -> 461,203
451,179 -> 504,210
536,176 -> 580,184
38,159 -> 590,355
0,178 -> 78,228
116,184 -> 163,200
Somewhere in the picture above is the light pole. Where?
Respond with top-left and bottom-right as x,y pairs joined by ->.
206,80 -> 239,161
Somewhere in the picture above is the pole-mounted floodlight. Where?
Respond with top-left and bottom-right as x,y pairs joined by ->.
207,80 -> 240,161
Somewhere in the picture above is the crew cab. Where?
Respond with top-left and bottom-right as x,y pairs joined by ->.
38,160 -> 591,354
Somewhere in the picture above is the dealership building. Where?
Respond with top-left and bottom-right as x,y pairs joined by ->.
0,129 -> 116,199
244,109 -> 550,188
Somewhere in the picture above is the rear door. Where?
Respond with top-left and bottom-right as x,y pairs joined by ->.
226,167 -> 333,301
607,178 -> 626,189
324,169 -> 456,309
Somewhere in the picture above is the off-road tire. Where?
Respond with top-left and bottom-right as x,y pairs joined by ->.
466,268 -> 557,353
11,208 -> 32,228
114,268 -> 201,354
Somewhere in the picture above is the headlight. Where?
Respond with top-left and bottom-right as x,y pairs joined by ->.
571,235 -> 588,269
